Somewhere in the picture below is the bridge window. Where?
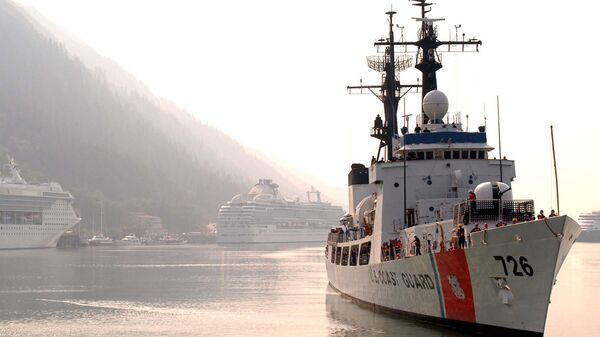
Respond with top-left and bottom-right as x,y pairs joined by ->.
426,151 -> 433,160
335,247 -> 342,265
350,245 -> 359,266
359,241 -> 371,265
461,151 -> 469,159
453,151 -> 460,159
444,151 -> 451,159
417,152 -> 425,160
341,246 -> 349,266
470,150 -> 477,159
479,151 -> 486,159
330,246 -> 336,263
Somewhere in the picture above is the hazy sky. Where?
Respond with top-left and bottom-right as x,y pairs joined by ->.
13,0 -> 600,217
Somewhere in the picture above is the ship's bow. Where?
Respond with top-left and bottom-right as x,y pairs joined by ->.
467,215 -> 581,334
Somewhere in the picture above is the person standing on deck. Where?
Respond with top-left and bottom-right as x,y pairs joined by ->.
458,225 -> 466,249
413,236 -> 421,256
537,210 -> 546,219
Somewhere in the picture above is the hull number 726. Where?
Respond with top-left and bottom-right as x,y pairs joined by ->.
494,256 -> 534,277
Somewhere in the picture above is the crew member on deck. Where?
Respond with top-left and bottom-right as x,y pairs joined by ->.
458,225 -> 466,249
373,114 -> 383,134
394,240 -> 402,259
413,236 -> 421,256
537,210 -> 546,219
468,190 -> 476,201
468,190 -> 477,213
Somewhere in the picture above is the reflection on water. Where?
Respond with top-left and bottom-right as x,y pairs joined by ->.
0,243 -> 598,336
545,243 -> 600,337
326,287 -> 470,337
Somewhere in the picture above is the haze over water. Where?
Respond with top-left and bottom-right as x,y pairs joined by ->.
0,243 -> 597,337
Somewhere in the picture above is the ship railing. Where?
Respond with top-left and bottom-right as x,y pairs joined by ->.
370,126 -> 387,141
414,112 -> 461,131
454,199 -> 535,225
328,226 -> 371,244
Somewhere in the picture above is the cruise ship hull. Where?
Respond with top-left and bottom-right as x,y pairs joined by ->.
217,226 -> 329,243
576,230 -> 600,242
0,223 -> 77,249
0,158 -> 81,249
326,216 -> 580,335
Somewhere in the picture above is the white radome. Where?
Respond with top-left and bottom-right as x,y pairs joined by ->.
422,90 -> 449,121
474,181 -> 513,200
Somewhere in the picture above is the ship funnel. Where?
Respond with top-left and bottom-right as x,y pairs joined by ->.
422,90 -> 448,124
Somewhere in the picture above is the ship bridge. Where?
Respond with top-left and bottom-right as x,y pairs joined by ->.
404,131 -> 487,145
395,130 -> 494,160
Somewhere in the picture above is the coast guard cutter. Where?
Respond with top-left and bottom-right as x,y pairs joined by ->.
325,2 -> 581,335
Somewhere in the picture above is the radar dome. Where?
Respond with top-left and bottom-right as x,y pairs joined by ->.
422,90 -> 449,123
473,181 -> 513,200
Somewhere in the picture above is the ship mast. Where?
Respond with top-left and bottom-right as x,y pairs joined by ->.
380,0 -> 482,125
347,12 -> 417,161
348,1 -> 482,161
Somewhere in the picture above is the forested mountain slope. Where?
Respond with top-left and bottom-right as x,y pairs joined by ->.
0,0 -> 335,234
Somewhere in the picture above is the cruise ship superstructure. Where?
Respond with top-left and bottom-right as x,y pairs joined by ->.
325,2 -> 581,336
217,179 -> 344,243
0,158 -> 80,249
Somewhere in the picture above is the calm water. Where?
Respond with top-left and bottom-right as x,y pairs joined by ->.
0,243 -> 598,337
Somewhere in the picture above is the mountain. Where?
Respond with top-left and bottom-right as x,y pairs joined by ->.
0,0 -> 343,235
17,4 -> 346,206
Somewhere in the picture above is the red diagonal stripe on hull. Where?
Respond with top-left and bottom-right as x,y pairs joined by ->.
434,249 -> 476,322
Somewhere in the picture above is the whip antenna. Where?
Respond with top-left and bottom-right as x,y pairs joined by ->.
551,125 -> 560,215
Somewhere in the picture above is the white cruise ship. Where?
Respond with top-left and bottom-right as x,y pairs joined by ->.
217,179 -> 344,243
577,211 -> 600,242
0,158 -> 81,249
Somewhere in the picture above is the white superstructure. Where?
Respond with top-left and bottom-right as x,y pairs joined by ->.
577,211 -> 600,242
0,158 -> 81,249
217,179 -> 344,243
326,4 -> 580,336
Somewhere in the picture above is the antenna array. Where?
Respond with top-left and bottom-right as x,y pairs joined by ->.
366,55 -> 413,73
